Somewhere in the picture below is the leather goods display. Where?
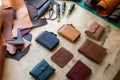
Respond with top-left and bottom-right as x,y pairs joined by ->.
36,30 -> 59,51
6,34 -> 32,60
58,24 -> 81,42
78,39 -> 106,63
108,4 -> 120,22
30,59 -> 55,80
85,0 -> 99,10
96,0 -> 120,17
113,70 -> 120,80
51,47 -> 73,68
85,21 -> 105,40
66,60 -> 92,80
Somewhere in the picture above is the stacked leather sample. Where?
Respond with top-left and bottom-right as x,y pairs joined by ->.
36,31 -> 59,51
0,18 -> 6,80
58,24 -> 81,42
78,39 -> 106,63
66,60 -> 92,80
85,21 -> 104,40
30,59 -> 55,80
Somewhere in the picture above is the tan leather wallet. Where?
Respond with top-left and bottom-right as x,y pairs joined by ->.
85,21 -> 104,40
58,24 -> 81,42
78,39 -> 106,63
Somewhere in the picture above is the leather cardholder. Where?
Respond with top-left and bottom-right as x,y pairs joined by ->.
66,60 -> 92,80
30,59 -> 55,80
36,30 -> 59,51
85,21 -> 104,40
78,39 -> 106,63
51,47 -> 73,68
58,24 -> 80,42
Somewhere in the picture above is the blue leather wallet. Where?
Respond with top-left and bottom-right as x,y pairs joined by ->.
36,30 -> 59,51
30,59 -> 55,80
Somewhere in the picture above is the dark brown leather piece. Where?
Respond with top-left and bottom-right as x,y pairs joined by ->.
66,60 -> 92,80
85,0 -> 98,10
113,70 -> 120,80
78,39 -> 106,63
0,7 -> 13,40
58,24 -> 81,42
85,21 -> 104,40
51,47 -> 73,68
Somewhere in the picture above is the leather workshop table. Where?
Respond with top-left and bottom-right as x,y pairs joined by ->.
2,0 -> 120,80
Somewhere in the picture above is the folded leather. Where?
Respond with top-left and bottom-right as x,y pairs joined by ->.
30,59 -> 55,80
85,21 -> 104,40
78,39 -> 106,63
58,24 -> 81,42
51,47 -> 73,68
66,60 -> 92,80
36,30 -> 59,51
96,0 -> 120,17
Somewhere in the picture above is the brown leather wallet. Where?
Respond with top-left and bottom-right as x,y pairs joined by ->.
85,21 -> 104,40
78,39 -> 106,63
58,24 -> 81,42
51,47 -> 73,68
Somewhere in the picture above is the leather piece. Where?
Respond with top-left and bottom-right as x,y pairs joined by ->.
30,59 -> 55,80
108,4 -> 120,22
58,24 -> 81,42
27,0 -> 48,9
113,70 -> 120,80
36,31 -> 59,51
6,29 -> 24,45
66,60 -> 92,80
78,39 -> 106,63
6,33 -> 32,60
20,28 -> 31,36
85,0 -> 99,10
96,0 -> 120,17
0,7 -> 13,40
85,21 -> 104,40
51,47 -> 73,68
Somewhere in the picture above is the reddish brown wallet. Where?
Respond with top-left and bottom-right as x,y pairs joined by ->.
85,21 -> 104,40
58,24 -> 81,42
66,60 -> 92,80
78,39 -> 106,63
51,47 -> 73,68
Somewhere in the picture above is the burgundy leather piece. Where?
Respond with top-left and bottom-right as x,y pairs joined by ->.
6,29 -> 24,45
0,7 -> 13,40
66,60 -> 92,80
6,34 -> 32,60
85,21 -> 104,40
27,0 -> 48,9
51,47 -> 73,68
21,28 -> 31,36
78,39 -> 106,63
26,3 -> 38,20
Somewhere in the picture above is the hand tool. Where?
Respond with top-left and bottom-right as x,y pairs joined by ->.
61,2 -> 66,16
67,3 -> 75,17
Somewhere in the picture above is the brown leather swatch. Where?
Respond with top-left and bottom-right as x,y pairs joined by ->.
97,0 -> 120,17
51,47 -> 73,68
78,39 -> 106,63
85,21 -> 104,40
58,24 -> 81,42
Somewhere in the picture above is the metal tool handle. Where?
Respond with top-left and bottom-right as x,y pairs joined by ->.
68,3 -> 75,14
62,2 -> 66,13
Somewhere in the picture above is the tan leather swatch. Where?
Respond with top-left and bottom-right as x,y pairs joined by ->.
78,39 -> 106,63
2,0 -> 32,37
97,0 -> 120,17
51,47 -> 73,68
85,21 -> 104,40
58,24 -> 80,42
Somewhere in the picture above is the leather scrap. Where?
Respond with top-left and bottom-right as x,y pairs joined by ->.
51,47 -> 73,68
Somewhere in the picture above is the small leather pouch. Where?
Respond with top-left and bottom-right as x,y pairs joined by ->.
51,47 -> 73,68
78,39 -> 106,63
36,30 -> 59,51
66,60 -> 92,80
30,59 -> 55,80
85,21 -> 104,40
58,24 -> 81,42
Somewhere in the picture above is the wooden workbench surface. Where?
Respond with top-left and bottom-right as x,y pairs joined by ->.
2,1 -> 120,80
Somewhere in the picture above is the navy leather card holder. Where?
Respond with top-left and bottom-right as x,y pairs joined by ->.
30,59 -> 55,80
36,30 -> 59,51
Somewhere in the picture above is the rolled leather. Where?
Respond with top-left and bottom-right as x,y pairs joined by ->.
96,0 -> 120,17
